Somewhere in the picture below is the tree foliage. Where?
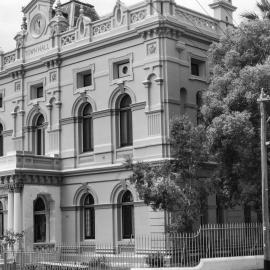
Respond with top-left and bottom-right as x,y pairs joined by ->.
242,0 -> 270,20
130,116 -> 211,232
204,19 -> 270,213
130,19 -> 270,231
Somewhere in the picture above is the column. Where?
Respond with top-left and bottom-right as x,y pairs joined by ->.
13,187 -> 22,233
7,189 -> 14,231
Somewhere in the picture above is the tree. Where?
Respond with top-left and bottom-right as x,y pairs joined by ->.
129,116 -> 212,232
242,0 -> 270,20
203,19 -> 270,217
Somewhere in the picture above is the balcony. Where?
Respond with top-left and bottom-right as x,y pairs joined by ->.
0,151 -> 61,173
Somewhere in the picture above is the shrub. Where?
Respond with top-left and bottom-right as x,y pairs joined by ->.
146,252 -> 164,267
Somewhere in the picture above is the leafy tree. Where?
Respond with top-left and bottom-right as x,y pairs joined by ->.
129,116 -> 212,232
203,19 -> 270,216
242,0 -> 270,20
130,18 -> 270,230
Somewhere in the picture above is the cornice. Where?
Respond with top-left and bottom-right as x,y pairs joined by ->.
62,163 -> 128,178
60,117 -> 77,126
209,1 -> 237,12
0,171 -> 62,188
131,102 -> 146,111
92,109 -> 112,119
61,201 -> 145,211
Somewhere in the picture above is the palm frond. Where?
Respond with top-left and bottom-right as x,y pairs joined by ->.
241,12 -> 259,20
257,0 -> 270,11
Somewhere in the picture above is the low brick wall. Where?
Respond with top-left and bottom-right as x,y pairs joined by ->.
131,255 -> 263,270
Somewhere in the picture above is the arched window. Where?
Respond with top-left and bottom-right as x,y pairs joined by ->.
0,202 -> 4,237
34,197 -> 46,243
216,195 -> 224,224
244,205 -> 251,223
196,91 -> 203,125
0,124 -> 3,157
81,103 -> 93,152
180,88 -> 187,115
119,95 -> 133,147
35,115 -> 45,155
121,190 -> 134,239
84,194 -> 95,239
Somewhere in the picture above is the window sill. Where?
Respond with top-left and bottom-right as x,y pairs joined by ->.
189,75 -> 207,83
78,151 -> 95,164
118,237 -> 135,242
28,97 -> 45,105
79,151 -> 94,157
110,75 -> 133,86
75,85 -> 94,94
33,242 -> 55,251
116,145 -> 133,152
116,146 -> 133,161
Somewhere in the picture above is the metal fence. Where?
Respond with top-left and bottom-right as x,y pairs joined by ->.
3,223 -> 263,269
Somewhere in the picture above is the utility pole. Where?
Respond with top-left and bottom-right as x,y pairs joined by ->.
258,88 -> 270,270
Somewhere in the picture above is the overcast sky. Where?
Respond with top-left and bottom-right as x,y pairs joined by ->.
0,0 -> 258,52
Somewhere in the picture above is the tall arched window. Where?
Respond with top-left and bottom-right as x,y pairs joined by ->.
121,190 -> 134,239
196,91 -> 203,125
84,194 -> 95,239
216,195 -> 224,224
34,197 -> 46,243
119,95 -> 133,147
180,88 -> 187,115
0,202 -> 4,237
36,115 -> 45,155
0,124 -> 3,157
81,103 -> 93,152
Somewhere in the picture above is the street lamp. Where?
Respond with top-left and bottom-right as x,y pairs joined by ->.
258,88 -> 270,270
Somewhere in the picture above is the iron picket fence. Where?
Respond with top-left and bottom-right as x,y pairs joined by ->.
2,223 -> 264,270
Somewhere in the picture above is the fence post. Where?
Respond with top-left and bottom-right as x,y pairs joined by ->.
3,252 -> 7,270
20,249 -> 22,270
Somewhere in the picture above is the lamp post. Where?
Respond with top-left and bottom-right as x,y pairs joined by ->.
258,88 -> 270,270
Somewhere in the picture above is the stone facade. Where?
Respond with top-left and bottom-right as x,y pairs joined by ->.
0,0 -> 238,249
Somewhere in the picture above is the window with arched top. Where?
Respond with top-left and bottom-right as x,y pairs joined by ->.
180,88 -> 187,115
81,103 -> 93,152
0,124 -> 3,157
84,194 -> 95,239
0,201 -> 3,237
35,114 -> 45,155
196,91 -> 203,125
34,197 -> 46,243
121,190 -> 134,239
119,95 -> 133,147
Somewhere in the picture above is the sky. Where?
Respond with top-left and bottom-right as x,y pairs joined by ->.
0,0 -> 258,52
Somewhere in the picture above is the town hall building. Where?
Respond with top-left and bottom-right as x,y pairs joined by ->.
0,0 -> 237,249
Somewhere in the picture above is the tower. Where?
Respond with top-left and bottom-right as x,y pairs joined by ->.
209,0 -> 237,33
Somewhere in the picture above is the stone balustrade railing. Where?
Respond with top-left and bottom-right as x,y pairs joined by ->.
0,151 -> 61,172
61,30 -> 76,46
175,6 -> 218,33
130,8 -> 147,24
3,50 -> 16,66
92,18 -> 112,36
